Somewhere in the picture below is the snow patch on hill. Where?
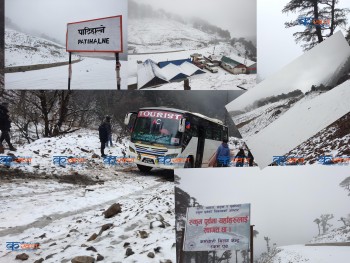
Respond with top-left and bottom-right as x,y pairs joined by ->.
5,28 -> 79,67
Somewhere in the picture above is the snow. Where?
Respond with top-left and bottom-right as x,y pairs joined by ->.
0,129 -> 176,263
5,58 -> 128,90
5,28 -> 79,67
128,22 -> 256,90
245,80 -> 350,168
128,18 -> 227,53
2,129 -> 129,176
270,245 -> 350,263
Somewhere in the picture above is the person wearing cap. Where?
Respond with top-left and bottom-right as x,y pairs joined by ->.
98,116 -> 112,157
0,102 -> 16,153
216,138 -> 231,167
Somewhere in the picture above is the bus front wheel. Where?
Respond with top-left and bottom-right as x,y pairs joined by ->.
137,164 -> 153,173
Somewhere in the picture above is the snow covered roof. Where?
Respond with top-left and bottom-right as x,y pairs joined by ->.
137,59 -> 204,88
222,54 -> 256,67
179,61 -> 205,76
137,59 -> 169,89
161,63 -> 189,81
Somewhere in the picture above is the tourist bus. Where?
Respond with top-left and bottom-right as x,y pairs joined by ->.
124,107 -> 228,172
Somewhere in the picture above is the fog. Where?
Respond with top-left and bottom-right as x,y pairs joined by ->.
175,166 -> 350,259
131,0 -> 256,43
258,0 -> 350,81
5,0 -> 128,58
227,31 -> 350,113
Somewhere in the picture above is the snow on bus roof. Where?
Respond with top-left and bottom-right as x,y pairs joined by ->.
139,107 -> 225,126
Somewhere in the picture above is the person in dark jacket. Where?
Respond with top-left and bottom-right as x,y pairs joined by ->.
105,116 -> 113,147
235,148 -> 246,167
247,150 -> 254,167
0,102 -> 16,153
216,139 -> 231,167
99,116 -> 111,157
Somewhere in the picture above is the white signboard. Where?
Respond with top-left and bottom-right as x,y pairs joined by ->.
66,16 -> 122,53
184,204 -> 250,251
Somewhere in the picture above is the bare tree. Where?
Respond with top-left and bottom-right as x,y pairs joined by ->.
320,214 -> 334,234
313,218 -> 321,235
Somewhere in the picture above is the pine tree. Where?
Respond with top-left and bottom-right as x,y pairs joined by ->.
282,0 -> 349,50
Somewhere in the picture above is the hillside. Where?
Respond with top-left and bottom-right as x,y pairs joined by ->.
258,226 -> 350,263
5,28 -> 79,67
128,18 -> 249,56
285,111 -> 350,164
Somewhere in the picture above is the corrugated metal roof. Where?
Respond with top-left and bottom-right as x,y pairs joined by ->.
158,58 -> 191,68
161,63 -> 189,81
179,61 -> 205,76
221,54 -> 256,67
137,59 -> 168,89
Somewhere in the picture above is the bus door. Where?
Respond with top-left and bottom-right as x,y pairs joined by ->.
195,126 -> 206,168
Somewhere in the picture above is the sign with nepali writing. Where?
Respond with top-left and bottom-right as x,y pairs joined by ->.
66,15 -> 122,53
138,110 -> 183,120
183,204 -> 250,251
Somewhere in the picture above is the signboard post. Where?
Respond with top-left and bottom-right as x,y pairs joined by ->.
66,15 -> 123,90
183,204 -> 251,252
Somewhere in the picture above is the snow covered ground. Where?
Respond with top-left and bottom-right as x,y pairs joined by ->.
0,172 -> 175,263
5,58 -> 127,90
128,43 -> 256,90
268,245 -> 350,263
0,129 -> 176,263
245,80 -> 350,168
5,28 -> 79,67
129,18 -> 240,54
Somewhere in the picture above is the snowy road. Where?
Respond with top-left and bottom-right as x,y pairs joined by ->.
0,170 -> 175,263
5,58 -> 128,90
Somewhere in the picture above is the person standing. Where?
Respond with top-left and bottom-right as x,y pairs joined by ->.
235,148 -> 246,167
105,116 -> 113,147
98,116 -> 111,157
0,102 -> 16,153
216,139 -> 231,167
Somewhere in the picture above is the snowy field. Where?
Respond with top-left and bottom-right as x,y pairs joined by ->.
0,172 -> 175,263
129,43 -> 256,90
246,80 -> 350,168
5,28 -> 79,67
271,245 -> 350,263
5,58 -> 127,90
0,129 -> 176,262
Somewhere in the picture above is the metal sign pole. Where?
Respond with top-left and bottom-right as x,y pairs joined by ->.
250,225 -> 254,263
68,52 -> 72,90
115,52 -> 121,90
179,228 -> 185,263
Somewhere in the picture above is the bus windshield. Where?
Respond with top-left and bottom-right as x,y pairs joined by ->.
131,110 -> 183,146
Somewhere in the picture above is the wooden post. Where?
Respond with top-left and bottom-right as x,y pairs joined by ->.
250,225 -> 254,263
179,228 -> 185,263
68,52 -> 72,90
115,53 -> 121,90
235,250 -> 239,263
184,78 -> 191,90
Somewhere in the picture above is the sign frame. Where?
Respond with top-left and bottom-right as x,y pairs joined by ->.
183,204 -> 251,252
66,15 -> 123,53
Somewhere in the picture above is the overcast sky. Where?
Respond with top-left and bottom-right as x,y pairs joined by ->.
258,0 -> 350,80
5,0 -> 127,55
176,166 -> 350,258
133,0 -> 256,43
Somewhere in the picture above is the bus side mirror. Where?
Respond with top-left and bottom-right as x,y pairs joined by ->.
124,113 -> 133,125
178,118 -> 186,132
